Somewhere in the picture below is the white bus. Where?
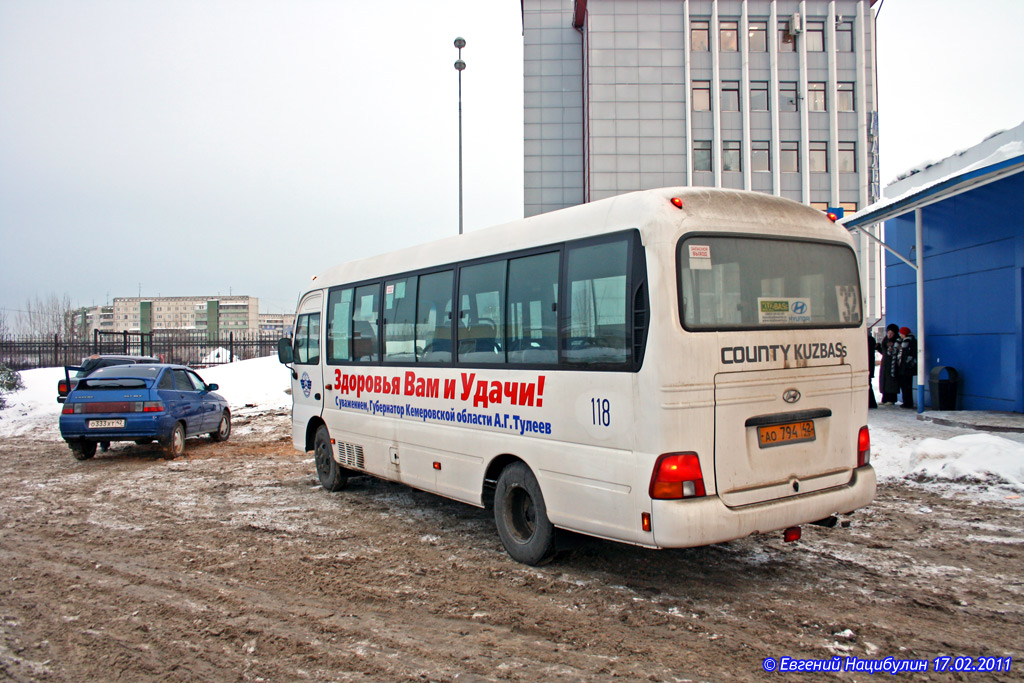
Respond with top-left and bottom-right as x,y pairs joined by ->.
278,187 -> 875,565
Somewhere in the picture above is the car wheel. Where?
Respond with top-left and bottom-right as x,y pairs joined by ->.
314,425 -> 347,492
494,462 -> 556,566
210,411 -> 231,442
70,441 -> 97,461
165,422 -> 185,459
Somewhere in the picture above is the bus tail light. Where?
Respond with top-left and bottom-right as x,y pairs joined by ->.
784,526 -> 802,542
857,426 -> 870,467
649,453 -> 706,500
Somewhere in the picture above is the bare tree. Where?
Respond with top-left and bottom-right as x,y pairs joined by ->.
0,307 -> 10,341
17,293 -> 74,338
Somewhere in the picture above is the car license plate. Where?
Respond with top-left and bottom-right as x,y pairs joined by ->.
757,420 -> 815,448
88,419 -> 125,429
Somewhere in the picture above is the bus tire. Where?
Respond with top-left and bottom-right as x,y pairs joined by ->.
70,441 -> 96,461
314,425 -> 347,492
494,462 -> 556,566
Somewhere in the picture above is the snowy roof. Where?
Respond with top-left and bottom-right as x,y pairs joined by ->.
841,121 -> 1024,230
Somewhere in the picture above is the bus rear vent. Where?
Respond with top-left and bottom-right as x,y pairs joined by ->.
335,442 -> 365,469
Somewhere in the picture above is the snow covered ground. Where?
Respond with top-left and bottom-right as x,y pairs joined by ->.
1,356 -> 1022,501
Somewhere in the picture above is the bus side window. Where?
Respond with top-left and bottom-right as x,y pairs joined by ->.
327,288 -> 353,363
351,285 -> 380,362
417,270 -> 454,362
457,260 -> 506,364
384,276 -> 418,363
507,252 -> 559,364
564,239 -> 629,365
293,313 -> 321,365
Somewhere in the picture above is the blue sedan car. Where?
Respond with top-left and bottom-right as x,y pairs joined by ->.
59,364 -> 231,460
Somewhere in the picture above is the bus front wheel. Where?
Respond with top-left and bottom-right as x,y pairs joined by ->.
314,425 -> 348,492
494,462 -> 556,566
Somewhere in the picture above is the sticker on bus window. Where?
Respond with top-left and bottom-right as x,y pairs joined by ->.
688,244 -> 712,270
386,284 -> 395,296
757,297 -> 812,324
835,285 -> 858,323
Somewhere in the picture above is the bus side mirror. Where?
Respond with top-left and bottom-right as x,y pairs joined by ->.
277,337 -> 294,365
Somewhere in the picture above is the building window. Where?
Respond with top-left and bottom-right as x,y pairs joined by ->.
810,202 -> 829,211
837,82 -> 855,112
751,141 -> 770,172
693,141 -> 712,172
780,82 -> 798,111
750,81 -> 769,111
748,21 -> 767,52
810,141 -> 828,173
781,141 -> 799,172
806,21 -> 825,51
838,142 -> 856,172
722,141 -> 741,172
691,20 -> 709,51
836,22 -> 853,52
692,81 -> 711,111
720,20 -> 738,52
779,22 -> 795,52
840,202 -> 858,214
808,82 -> 826,112
721,81 -> 740,111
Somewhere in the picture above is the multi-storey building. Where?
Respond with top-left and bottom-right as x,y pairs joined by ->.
257,312 -> 296,338
523,0 -> 882,320
107,296 -> 260,336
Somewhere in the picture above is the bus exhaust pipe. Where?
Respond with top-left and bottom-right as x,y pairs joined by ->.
811,516 -> 838,528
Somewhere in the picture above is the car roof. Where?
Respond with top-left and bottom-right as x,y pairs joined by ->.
81,354 -> 160,362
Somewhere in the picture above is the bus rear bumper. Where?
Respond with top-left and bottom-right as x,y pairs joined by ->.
650,466 -> 876,548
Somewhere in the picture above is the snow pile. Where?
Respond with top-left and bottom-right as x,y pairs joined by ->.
0,356 -> 291,441
909,434 -> 1024,490
200,347 -> 235,364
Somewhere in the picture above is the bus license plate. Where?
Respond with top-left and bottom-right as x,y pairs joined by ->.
88,419 -> 125,429
757,420 -> 815,448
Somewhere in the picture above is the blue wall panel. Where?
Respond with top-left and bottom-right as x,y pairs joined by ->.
883,171 -> 1024,412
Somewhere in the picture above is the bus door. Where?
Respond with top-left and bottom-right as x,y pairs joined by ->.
291,294 -> 324,449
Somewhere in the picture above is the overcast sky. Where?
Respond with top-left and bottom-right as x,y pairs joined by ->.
2,0 -> 1022,319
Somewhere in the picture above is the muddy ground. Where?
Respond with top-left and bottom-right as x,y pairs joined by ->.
0,415 -> 1021,682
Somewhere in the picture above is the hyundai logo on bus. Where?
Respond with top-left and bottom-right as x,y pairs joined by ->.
720,342 -> 848,365
791,301 -> 808,315
783,389 -> 801,404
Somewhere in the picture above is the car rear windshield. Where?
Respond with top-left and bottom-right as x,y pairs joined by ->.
79,378 -> 150,390
88,365 -> 164,379
678,236 -> 862,330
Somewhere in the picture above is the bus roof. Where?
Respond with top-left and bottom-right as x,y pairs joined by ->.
311,187 -> 849,291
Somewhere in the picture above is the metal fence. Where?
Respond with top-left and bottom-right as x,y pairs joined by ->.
0,330 -> 282,371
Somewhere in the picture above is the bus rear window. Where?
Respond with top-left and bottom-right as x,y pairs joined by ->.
678,236 -> 861,330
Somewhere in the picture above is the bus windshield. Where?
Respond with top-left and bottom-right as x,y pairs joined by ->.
678,235 -> 862,330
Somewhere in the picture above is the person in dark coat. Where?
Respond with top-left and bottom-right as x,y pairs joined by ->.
898,326 -> 918,409
867,330 -> 878,409
879,323 -> 901,404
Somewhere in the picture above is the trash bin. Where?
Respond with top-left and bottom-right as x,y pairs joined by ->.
929,366 -> 959,411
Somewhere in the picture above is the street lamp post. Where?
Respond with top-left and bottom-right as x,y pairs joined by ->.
454,37 -> 466,235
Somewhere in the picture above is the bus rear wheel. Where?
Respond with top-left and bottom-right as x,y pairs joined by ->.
494,462 -> 556,566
